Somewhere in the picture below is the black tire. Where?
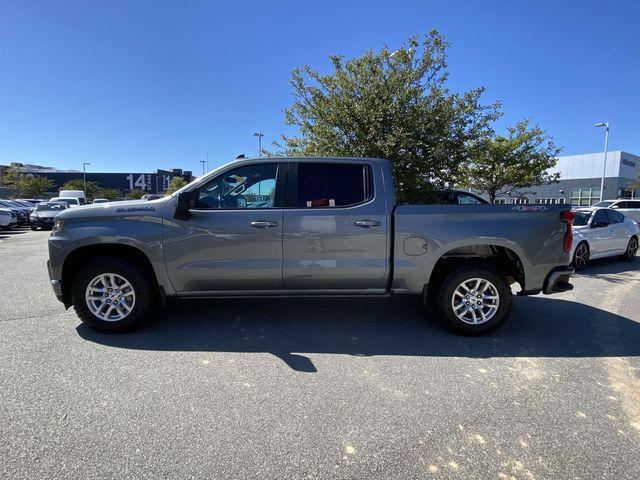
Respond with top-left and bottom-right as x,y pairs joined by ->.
436,264 -> 512,336
71,257 -> 156,333
572,241 -> 589,271
30,226 -> 37,231
620,236 -> 639,262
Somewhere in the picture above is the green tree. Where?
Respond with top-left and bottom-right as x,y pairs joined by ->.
125,189 -> 146,200
1,165 -> 23,196
165,176 -> 187,194
98,188 -> 120,201
459,120 -> 561,204
17,176 -> 54,198
61,179 -> 102,201
276,30 -> 500,203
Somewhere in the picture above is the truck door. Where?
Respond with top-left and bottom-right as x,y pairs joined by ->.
163,162 -> 285,292
282,161 -> 388,291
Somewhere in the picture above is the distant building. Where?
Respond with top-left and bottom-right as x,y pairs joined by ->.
493,151 -> 639,206
0,162 -> 193,197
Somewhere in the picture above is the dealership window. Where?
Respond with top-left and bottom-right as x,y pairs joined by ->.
569,188 -> 601,206
513,197 -> 529,204
535,198 -> 558,204
494,198 -> 506,204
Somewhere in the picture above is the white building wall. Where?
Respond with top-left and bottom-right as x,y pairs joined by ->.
549,151 -> 639,181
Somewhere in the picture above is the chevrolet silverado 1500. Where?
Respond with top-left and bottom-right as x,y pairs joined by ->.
48,157 -> 574,335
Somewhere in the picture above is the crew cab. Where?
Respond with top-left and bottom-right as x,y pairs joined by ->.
48,157 -> 575,335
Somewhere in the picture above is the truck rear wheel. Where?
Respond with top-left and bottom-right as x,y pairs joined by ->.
70,257 -> 156,333
436,264 -> 512,335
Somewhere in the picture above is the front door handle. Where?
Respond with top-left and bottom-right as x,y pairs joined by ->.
250,220 -> 278,228
354,219 -> 381,228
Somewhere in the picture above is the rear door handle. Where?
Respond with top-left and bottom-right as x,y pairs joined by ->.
250,220 -> 278,228
354,219 -> 381,228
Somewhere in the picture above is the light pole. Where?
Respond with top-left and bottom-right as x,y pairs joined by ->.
82,162 -> 90,196
594,122 -> 610,202
199,160 -> 207,176
253,132 -> 264,157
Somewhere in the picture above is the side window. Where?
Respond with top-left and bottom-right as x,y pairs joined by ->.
194,163 -> 278,209
592,209 -> 608,225
456,193 -> 484,205
612,202 -> 627,209
628,201 -> 640,208
605,209 -> 624,224
295,163 -> 372,208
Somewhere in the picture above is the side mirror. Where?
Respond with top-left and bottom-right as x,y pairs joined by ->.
174,191 -> 193,220
591,221 -> 608,228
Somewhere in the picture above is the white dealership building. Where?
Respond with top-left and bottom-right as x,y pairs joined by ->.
494,151 -> 639,206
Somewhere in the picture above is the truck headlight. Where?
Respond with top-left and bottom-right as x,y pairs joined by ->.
52,218 -> 64,233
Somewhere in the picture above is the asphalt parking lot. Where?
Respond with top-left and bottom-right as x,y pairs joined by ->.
1,228 -> 639,479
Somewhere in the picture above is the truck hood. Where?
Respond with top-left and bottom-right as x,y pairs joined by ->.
57,197 -> 171,220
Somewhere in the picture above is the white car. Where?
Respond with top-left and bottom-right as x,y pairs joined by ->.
590,198 -> 640,223
0,208 -> 17,230
571,207 -> 639,270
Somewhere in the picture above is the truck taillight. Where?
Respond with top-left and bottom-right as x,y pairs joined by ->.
560,210 -> 574,253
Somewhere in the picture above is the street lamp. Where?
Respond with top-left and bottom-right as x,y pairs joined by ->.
199,160 -> 207,176
594,122 -> 610,202
253,132 -> 264,157
82,162 -> 90,196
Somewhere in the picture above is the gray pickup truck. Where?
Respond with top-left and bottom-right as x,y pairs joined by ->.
48,157 -> 574,335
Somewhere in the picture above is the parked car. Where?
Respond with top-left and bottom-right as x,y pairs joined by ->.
11,199 -> 36,213
0,200 -> 28,225
570,207 -> 639,270
30,202 -> 67,230
92,198 -> 110,204
0,208 -> 17,230
590,198 -> 640,223
48,157 -> 575,335
407,190 -> 489,205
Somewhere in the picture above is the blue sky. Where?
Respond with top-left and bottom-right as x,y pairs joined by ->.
1,0 -> 638,174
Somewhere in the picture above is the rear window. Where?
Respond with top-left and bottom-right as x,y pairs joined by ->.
35,203 -> 66,211
295,163 -> 372,208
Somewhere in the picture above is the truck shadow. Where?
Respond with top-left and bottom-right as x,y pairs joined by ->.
77,295 -> 640,372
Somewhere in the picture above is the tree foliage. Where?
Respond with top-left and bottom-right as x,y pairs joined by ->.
125,189 -> 146,200
61,179 -> 103,200
277,30 -> 501,203
1,165 -> 23,196
99,188 -> 120,201
459,120 -> 561,203
165,176 -> 187,194
18,176 -> 54,198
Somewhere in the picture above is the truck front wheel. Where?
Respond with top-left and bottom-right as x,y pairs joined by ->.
70,257 -> 156,332
436,264 -> 512,335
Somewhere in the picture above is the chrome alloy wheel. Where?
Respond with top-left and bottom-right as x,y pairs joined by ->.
574,243 -> 589,269
85,273 -> 136,322
451,278 -> 500,325
626,236 -> 639,259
